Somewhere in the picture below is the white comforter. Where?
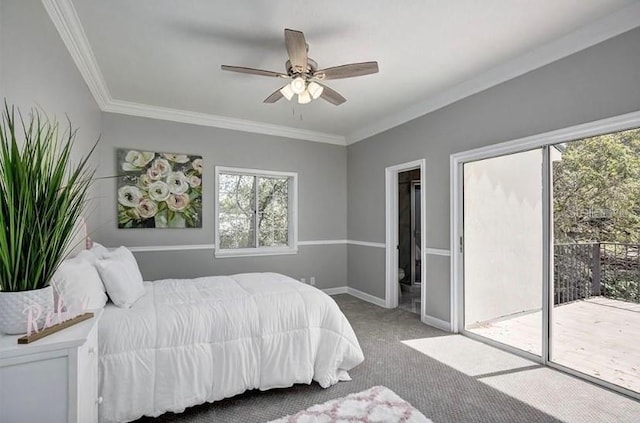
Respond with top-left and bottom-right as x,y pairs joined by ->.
98,273 -> 364,423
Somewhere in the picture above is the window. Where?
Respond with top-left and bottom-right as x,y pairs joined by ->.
215,166 -> 297,257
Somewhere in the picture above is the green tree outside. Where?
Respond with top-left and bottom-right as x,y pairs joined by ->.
553,128 -> 640,244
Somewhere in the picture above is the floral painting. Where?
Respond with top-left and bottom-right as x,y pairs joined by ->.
116,149 -> 203,228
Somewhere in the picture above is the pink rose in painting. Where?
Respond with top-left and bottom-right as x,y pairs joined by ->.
136,199 -> 158,219
188,175 -> 201,188
147,167 -> 162,180
167,193 -> 190,212
151,158 -> 172,177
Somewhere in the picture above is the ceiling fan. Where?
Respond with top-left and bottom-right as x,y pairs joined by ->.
221,29 -> 379,106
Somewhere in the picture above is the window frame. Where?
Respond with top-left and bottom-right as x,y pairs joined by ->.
214,166 -> 298,258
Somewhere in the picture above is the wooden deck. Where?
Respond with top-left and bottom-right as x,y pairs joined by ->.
468,297 -> 640,393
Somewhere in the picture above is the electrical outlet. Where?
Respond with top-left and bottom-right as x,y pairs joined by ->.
310,277 -> 316,286
300,277 -> 306,284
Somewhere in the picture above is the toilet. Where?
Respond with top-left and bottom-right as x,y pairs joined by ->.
398,268 -> 405,301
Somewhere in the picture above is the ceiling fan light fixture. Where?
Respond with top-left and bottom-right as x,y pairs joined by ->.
280,84 -> 294,101
307,81 -> 323,100
297,89 -> 311,104
290,77 -> 306,95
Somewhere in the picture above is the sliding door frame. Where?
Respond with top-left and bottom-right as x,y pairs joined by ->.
450,110 -> 640,397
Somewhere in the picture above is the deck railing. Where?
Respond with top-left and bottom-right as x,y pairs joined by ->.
554,242 -> 640,305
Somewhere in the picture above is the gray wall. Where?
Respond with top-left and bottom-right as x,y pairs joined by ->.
0,0 -> 102,228
347,27 -> 640,322
95,113 -> 347,288
4,1 -> 639,316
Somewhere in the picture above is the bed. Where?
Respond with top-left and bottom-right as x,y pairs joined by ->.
97,272 -> 364,423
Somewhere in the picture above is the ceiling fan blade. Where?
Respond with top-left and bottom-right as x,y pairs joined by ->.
314,61 -> 379,80
284,29 -> 308,73
221,65 -> 286,78
319,84 -> 346,106
264,88 -> 284,103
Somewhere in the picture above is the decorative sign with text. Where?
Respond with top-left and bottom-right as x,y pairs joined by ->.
17,289 -> 92,344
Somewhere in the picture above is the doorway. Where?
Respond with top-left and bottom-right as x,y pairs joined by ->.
398,169 -> 422,313
385,159 -> 426,318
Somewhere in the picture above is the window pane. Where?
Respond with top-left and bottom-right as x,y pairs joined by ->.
463,149 -> 543,356
218,174 -> 255,249
258,177 -> 289,247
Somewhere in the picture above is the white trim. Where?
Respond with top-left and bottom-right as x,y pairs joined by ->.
347,287 -> 387,308
421,314 -> 451,332
43,0 -> 345,145
103,100 -> 346,145
450,152 -> 463,333
128,244 -> 214,253
42,0 -> 111,108
347,240 -> 386,249
46,0 -> 640,146
424,248 -> 451,257
346,2 -> 640,144
298,239 -> 347,246
214,248 -> 299,259
542,146 -> 552,365
451,110 -> 640,164
214,166 -> 298,258
322,286 -> 348,295
119,240 -> 388,252
385,159 -> 427,311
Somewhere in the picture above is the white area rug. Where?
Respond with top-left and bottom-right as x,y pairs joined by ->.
267,386 -> 432,423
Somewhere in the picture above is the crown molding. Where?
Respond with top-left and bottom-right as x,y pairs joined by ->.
346,2 -> 640,144
42,0 -> 346,146
103,99 -> 346,145
41,0 -> 111,108
44,0 -> 640,147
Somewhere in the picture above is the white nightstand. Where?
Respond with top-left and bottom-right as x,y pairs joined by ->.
0,310 -> 102,423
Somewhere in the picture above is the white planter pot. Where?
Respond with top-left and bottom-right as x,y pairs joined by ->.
0,285 -> 54,335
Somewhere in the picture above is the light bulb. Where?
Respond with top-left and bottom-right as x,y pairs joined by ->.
297,89 -> 311,104
280,84 -> 294,101
307,81 -> 323,100
290,77 -> 306,95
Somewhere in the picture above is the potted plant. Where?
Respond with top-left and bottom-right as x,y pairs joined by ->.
0,103 -> 95,334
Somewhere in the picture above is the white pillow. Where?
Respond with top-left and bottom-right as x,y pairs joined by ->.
96,247 -> 145,309
52,252 -> 108,310
89,242 -> 111,260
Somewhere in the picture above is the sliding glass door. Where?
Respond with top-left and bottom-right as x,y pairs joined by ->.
550,128 -> 640,394
463,148 -> 544,357
460,127 -> 640,398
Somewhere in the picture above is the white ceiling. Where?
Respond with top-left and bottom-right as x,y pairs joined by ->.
55,0 -> 640,144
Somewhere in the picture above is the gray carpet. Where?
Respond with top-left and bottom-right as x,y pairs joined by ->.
136,294 -> 640,423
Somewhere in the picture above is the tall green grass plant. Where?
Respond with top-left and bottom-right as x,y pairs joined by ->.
0,103 -> 95,292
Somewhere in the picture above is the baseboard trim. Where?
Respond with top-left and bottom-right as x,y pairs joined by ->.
421,314 -> 452,332
322,286 -> 348,295
346,287 -> 387,308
